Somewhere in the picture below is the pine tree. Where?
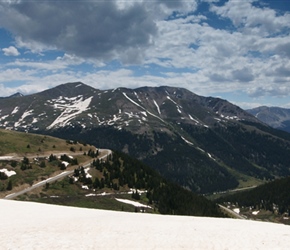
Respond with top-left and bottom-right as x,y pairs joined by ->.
0,172 -> 8,180
40,161 -> 46,168
22,157 -> 29,165
6,180 -> 12,190
93,177 -> 100,189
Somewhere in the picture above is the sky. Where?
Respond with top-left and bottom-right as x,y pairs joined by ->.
0,0 -> 290,109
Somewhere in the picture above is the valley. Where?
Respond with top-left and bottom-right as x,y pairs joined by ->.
0,128 -> 223,217
1,82 -> 290,224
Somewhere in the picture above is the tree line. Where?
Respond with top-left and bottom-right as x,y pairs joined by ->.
71,150 -> 225,217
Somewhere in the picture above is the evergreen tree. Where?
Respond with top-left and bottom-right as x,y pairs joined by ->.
132,190 -> 140,200
69,177 -> 74,184
49,154 -> 57,162
93,177 -> 100,189
10,161 -> 17,168
22,157 -> 29,165
6,180 -> 12,190
40,161 -> 46,168
74,168 -> 80,177
0,172 -> 8,180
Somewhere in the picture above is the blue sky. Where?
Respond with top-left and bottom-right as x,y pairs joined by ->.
0,0 -> 290,109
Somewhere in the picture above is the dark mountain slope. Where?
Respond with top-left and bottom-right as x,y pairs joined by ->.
1,82 -> 290,193
216,176 -> 290,215
0,128 -> 223,217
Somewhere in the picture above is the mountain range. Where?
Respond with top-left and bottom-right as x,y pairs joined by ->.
1,82 -> 290,194
247,106 -> 290,133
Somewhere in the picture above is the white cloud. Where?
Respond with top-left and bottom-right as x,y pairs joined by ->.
211,0 -> 290,36
2,46 -> 20,56
0,0 -> 289,107
0,0 -> 200,64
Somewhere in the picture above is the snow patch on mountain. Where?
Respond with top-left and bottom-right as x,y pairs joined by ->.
134,91 -> 142,103
107,115 -> 122,125
0,114 -> 9,121
154,100 -> 161,115
181,136 -> 194,145
123,92 -> 165,123
14,109 -> 34,128
11,106 -> 19,115
219,113 -> 240,121
188,114 -> 199,124
166,96 -> 183,114
123,92 -> 144,110
47,96 -> 93,129
166,96 -> 177,105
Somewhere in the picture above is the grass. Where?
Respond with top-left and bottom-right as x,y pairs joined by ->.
0,129 -> 61,155
0,129 -> 155,213
0,128 -> 98,196
17,176 -> 155,213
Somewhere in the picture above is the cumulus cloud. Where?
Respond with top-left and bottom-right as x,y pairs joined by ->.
2,46 -> 20,56
232,67 -> 254,82
0,0 -> 197,64
211,0 -> 290,36
0,1 -> 155,63
0,0 -> 289,107
247,85 -> 290,98
208,73 -> 229,82
274,42 -> 290,58
275,66 -> 290,77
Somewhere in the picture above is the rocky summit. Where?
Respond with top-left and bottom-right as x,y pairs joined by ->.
1,82 -> 290,193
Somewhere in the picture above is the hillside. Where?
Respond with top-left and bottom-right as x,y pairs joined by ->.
247,106 -> 290,133
1,82 -> 290,194
1,199 -> 290,250
0,129 -> 223,217
216,176 -> 290,224
0,128 -> 87,155
0,129 -> 100,197
17,150 -> 223,217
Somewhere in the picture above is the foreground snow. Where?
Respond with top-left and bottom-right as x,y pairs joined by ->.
1,200 -> 289,249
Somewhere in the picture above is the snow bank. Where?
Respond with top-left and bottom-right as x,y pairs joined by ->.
0,156 -> 13,160
0,168 -> 16,177
62,161 -> 69,167
0,200 -> 289,250
233,208 -> 240,214
115,198 -> 152,208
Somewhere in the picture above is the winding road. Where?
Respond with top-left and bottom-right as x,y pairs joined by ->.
218,204 -> 246,219
3,149 -> 112,200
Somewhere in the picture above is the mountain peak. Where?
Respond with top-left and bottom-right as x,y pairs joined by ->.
9,92 -> 24,98
247,106 -> 290,132
0,92 -> 24,99
38,82 -> 98,98
1,83 -> 290,194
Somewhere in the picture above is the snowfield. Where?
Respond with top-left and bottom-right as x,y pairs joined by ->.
1,200 -> 290,249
